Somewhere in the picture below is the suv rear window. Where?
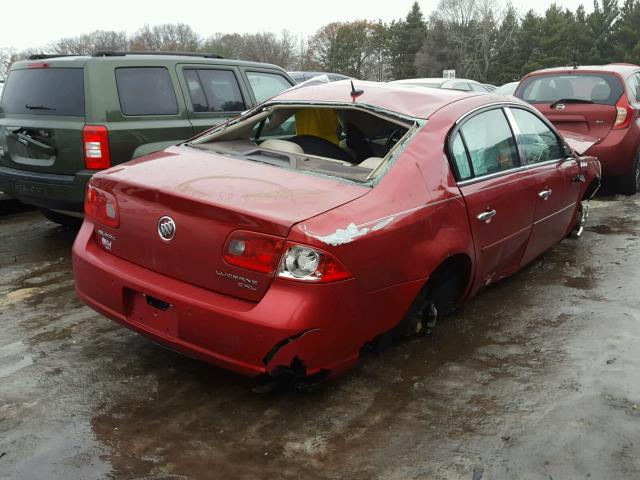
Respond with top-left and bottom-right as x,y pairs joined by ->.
115,67 -> 179,116
518,73 -> 624,106
0,68 -> 85,116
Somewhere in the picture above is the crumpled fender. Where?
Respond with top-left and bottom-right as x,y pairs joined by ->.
558,130 -> 600,155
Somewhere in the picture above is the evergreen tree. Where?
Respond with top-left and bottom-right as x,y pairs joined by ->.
391,2 -> 427,78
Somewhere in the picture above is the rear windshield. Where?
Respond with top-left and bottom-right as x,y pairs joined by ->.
517,73 -> 624,106
0,68 -> 85,116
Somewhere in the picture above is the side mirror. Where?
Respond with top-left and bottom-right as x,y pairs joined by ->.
563,142 -> 574,157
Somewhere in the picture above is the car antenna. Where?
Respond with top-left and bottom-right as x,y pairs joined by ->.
350,81 -> 364,101
572,49 -> 578,70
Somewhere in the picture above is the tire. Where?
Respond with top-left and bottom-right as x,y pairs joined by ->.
619,151 -> 640,195
39,208 -> 82,228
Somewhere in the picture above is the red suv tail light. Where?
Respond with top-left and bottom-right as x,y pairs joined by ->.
613,95 -> 635,130
85,183 -> 119,228
223,231 -> 286,274
83,125 -> 111,169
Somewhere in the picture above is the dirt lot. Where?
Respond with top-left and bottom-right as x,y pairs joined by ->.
0,196 -> 639,480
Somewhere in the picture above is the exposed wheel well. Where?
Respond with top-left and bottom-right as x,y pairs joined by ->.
583,178 -> 601,201
430,253 -> 473,300
391,253 -> 472,339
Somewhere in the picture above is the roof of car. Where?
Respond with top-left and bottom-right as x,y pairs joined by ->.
525,64 -> 640,77
12,54 -> 283,71
270,80 -> 491,119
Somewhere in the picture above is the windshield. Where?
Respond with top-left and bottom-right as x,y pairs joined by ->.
517,73 -> 624,106
0,68 -> 85,116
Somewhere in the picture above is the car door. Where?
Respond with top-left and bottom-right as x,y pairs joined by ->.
177,64 -> 250,135
451,107 -> 537,288
508,107 -> 582,265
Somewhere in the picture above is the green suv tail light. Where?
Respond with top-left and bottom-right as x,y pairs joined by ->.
83,125 -> 111,170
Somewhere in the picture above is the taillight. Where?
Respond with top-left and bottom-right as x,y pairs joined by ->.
85,183 -> 119,228
223,231 -> 286,274
83,125 -> 111,169
613,95 -> 634,130
278,244 -> 351,283
27,62 -> 49,68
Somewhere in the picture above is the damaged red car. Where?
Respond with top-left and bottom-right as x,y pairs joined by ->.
72,81 -> 601,390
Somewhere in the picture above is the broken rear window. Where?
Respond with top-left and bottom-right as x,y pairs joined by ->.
189,104 -> 417,183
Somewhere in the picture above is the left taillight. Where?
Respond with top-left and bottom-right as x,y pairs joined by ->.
613,94 -> 635,130
84,183 -> 119,228
223,231 -> 286,275
83,125 -> 111,170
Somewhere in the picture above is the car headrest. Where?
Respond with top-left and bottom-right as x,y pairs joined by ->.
259,138 -> 304,154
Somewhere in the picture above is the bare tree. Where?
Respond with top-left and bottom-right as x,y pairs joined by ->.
242,31 -> 297,68
50,30 -> 129,55
130,23 -> 201,51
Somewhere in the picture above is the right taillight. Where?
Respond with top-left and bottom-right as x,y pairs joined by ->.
83,125 -> 111,169
613,95 -> 634,130
84,183 -> 119,228
277,244 -> 351,283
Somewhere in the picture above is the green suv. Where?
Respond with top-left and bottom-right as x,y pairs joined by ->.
0,51 -> 294,224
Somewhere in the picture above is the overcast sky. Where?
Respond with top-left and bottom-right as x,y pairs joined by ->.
1,0 -> 593,51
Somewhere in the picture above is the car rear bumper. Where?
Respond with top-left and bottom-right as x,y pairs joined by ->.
586,124 -> 640,177
72,221 -> 385,379
0,166 -> 94,212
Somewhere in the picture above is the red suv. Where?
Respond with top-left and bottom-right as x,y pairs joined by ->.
515,64 -> 640,193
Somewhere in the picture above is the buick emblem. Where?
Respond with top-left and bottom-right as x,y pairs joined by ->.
157,216 -> 176,242
555,103 -> 566,111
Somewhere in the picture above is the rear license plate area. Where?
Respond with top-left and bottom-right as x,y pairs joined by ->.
123,288 -> 178,337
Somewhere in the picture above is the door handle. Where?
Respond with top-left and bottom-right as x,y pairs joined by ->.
538,188 -> 552,200
477,209 -> 497,223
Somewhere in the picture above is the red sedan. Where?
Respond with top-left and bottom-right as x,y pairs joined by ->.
72,81 -> 601,390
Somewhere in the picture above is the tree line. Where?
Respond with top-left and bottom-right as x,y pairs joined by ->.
1,0 -> 639,85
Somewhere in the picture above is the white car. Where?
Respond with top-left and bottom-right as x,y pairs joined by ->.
390,77 -> 490,93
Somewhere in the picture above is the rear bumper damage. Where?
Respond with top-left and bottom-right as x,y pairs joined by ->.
72,222 -> 363,382
0,166 -> 93,212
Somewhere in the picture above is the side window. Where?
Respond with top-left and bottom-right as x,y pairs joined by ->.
115,67 -> 178,116
246,72 -> 293,104
184,69 -> 245,113
627,73 -> 640,103
469,83 -> 487,93
450,132 -> 472,180
183,70 -> 208,112
460,109 -> 520,176
510,108 -> 563,164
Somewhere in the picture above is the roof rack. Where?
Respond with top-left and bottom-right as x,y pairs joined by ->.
28,54 -> 80,60
93,51 -> 223,59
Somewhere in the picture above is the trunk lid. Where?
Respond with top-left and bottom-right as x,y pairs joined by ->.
93,145 -> 369,302
0,66 -> 86,175
533,103 -> 617,139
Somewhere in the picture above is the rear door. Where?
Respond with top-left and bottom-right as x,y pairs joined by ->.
0,66 -> 85,175
107,64 -> 194,161
507,107 -> 582,265
451,107 -> 536,287
176,64 -> 250,135
516,73 -> 624,139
